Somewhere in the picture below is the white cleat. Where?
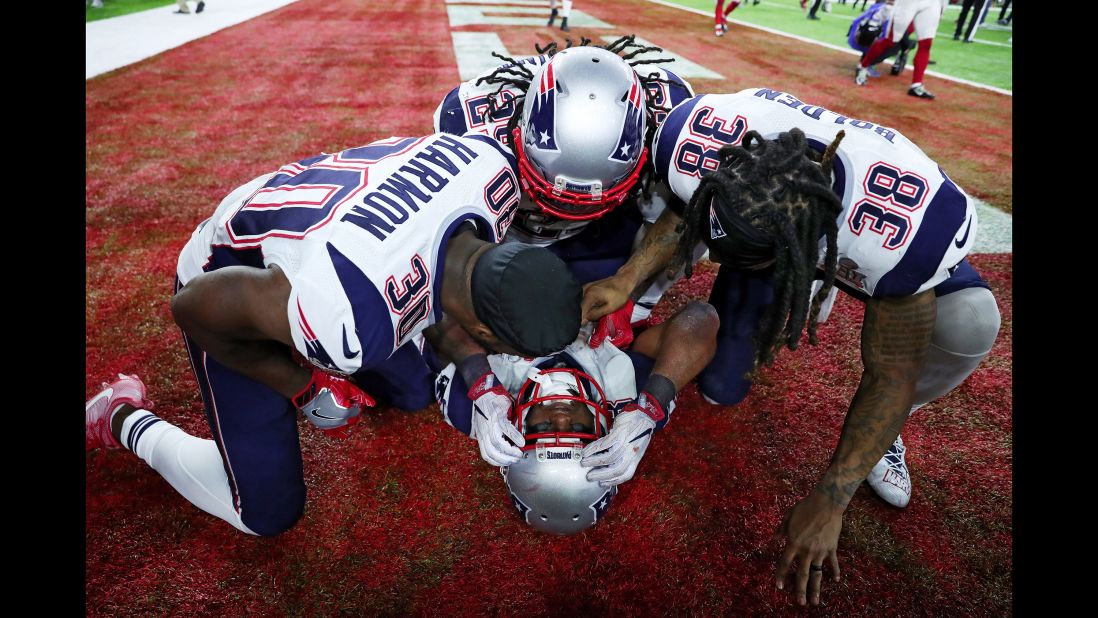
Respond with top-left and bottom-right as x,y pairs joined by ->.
855,66 -> 869,86
866,435 -> 911,508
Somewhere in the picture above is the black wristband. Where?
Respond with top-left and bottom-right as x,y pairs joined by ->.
641,374 -> 677,413
457,353 -> 492,387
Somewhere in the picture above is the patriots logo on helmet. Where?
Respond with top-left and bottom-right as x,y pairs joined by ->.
609,73 -> 645,164
709,203 -> 727,239
510,491 -> 532,521
526,60 -> 559,152
590,486 -> 617,522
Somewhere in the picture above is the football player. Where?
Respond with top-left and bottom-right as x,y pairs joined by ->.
86,132 -> 584,536
856,0 -> 948,98
581,87 -> 1001,604
547,0 -> 572,32
433,36 -> 701,331
714,1 -> 743,37
427,300 -> 719,534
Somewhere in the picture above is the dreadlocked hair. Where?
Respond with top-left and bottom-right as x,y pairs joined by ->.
475,34 -> 677,171
673,128 -> 846,371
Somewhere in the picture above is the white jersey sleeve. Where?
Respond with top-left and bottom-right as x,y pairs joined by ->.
176,133 -> 522,375
653,88 -> 977,298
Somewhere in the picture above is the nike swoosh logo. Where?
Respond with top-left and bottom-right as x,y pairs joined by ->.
954,216 -> 972,249
340,327 -> 357,360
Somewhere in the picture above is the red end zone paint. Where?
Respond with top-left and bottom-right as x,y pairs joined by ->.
87,1 -> 1011,614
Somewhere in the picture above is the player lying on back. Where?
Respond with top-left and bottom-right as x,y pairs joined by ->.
581,87 -> 1001,604
426,301 -> 719,534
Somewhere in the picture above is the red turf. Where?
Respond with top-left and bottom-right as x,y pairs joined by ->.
86,0 -> 1011,614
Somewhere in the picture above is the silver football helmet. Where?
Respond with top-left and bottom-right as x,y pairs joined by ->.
512,46 -> 649,221
502,367 -> 617,534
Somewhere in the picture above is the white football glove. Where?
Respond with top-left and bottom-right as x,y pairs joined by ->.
580,394 -> 666,487
467,373 -> 525,467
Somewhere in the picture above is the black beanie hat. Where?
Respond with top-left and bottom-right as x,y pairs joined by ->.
706,196 -> 778,270
470,243 -> 582,357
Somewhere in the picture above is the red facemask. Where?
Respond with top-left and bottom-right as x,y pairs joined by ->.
511,126 -> 648,221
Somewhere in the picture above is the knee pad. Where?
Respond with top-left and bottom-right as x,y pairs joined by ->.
933,287 -> 1001,356
910,288 -> 1001,407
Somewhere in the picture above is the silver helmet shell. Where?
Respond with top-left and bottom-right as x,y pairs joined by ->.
503,443 -> 617,535
514,46 -> 649,220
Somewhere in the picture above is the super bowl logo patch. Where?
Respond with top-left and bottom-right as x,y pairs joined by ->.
836,257 -> 868,291
710,204 -> 727,239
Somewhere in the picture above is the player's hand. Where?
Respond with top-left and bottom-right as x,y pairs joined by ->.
468,373 -> 525,466
588,299 -> 635,349
292,367 -> 376,431
580,395 -> 663,486
772,489 -> 844,606
581,276 -> 633,323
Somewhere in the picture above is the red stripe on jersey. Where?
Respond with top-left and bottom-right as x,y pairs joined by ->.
297,299 -> 318,341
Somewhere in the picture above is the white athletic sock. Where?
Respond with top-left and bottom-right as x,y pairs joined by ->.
120,411 -> 256,535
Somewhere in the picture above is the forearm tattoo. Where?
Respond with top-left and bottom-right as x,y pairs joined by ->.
818,291 -> 937,506
622,214 -> 684,296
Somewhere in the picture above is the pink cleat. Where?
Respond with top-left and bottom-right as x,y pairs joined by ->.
86,374 -> 154,450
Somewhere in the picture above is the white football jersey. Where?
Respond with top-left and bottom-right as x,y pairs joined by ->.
176,133 -> 521,374
433,55 -> 695,244
653,88 -> 978,297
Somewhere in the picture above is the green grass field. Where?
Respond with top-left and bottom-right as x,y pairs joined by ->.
86,0 -> 177,22
659,0 -> 1012,90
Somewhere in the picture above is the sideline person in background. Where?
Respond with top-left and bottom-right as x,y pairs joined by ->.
954,0 -> 991,41
715,1 -> 744,36
856,0 -> 946,98
849,1 -> 916,77
547,0 -> 572,32
175,0 -> 205,14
